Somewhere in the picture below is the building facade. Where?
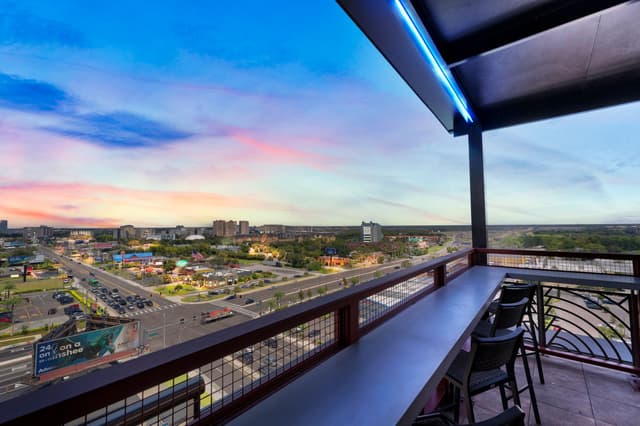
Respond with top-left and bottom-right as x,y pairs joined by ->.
239,220 -> 249,235
0,220 -> 7,234
361,221 -> 383,243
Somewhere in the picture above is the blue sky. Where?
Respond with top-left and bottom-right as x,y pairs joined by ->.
0,0 -> 638,228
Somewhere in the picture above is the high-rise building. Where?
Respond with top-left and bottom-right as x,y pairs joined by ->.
212,220 -> 226,237
239,220 -> 249,235
361,221 -> 383,243
225,220 -> 237,237
0,220 -> 7,234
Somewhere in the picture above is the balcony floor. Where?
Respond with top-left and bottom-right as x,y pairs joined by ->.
471,356 -> 640,425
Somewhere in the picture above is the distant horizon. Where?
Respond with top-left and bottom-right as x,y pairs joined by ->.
2,2 -> 639,228
3,222 -> 639,231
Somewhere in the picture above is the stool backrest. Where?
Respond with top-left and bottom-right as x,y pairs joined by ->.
499,283 -> 536,304
469,328 -> 524,374
491,297 -> 529,335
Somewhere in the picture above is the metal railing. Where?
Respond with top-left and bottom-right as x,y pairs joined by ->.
0,250 -> 473,426
2,247 -> 638,425
479,248 -> 640,374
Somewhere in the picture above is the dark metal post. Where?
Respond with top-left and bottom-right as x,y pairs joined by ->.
433,265 -> 446,287
468,124 -> 487,265
536,285 -> 547,347
631,259 -> 640,369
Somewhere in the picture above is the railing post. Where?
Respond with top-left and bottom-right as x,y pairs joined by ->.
631,259 -> 640,369
337,300 -> 360,346
467,251 -> 476,267
536,284 -> 547,347
434,265 -> 446,287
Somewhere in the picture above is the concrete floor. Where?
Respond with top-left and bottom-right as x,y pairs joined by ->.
471,356 -> 640,425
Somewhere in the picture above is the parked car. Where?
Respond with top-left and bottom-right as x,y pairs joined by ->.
144,299 -> 153,307
136,301 -> 145,309
265,337 -> 278,349
244,298 -> 255,305
47,308 -> 57,315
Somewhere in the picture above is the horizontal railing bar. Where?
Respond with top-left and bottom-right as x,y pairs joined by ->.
532,345 -> 640,375
0,248 -> 473,425
477,248 -> 640,262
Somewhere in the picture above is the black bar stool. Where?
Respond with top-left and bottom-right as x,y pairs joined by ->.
487,283 -> 545,385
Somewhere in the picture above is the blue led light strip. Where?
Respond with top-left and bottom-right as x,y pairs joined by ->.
394,0 -> 474,123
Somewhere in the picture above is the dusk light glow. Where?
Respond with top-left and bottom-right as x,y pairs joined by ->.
1,1 -> 639,228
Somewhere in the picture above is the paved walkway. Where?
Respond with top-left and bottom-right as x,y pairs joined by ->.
471,356 -> 640,425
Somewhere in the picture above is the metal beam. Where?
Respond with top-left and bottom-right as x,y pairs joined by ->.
412,0 -> 628,65
468,125 -> 487,263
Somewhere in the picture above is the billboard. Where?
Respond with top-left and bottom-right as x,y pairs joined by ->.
112,252 -> 153,263
34,321 -> 141,379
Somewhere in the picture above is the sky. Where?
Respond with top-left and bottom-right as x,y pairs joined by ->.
0,1 -> 638,228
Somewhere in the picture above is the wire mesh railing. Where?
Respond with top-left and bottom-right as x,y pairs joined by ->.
5,250 -> 473,426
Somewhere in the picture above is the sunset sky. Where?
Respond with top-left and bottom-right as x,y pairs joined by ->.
1,1 -> 639,228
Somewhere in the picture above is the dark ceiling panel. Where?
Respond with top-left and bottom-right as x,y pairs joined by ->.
414,0 -> 629,65
338,0 -> 640,136
452,15 -> 599,107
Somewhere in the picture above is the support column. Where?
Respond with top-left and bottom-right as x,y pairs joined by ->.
468,124 -> 487,264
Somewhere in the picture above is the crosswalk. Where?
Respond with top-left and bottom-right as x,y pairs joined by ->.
121,303 -> 180,317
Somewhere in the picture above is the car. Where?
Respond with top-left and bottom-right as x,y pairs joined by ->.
134,294 -> 141,300
111,288 -> 119,294
119,299 -> 127,306
127,305 -> 135,310
265,337 -> 278,348
244,298 -> 255,305
144,299 -> 153,307
225,294 -> 236,300
100,287 -> 108,294
126,296 -> 133,302
117,307 -> 126,314
136,301 -> 145,309
584,298 -> 602,309
308,329 -> 321,338
47,308 -> 57,315
72,313 -> 86,320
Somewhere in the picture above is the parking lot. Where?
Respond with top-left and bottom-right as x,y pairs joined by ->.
10,291 -> 74,323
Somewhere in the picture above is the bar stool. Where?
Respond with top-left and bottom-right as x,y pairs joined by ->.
474,298 -> 541,424
445,328 -> 525,424
487,283 -> 545,385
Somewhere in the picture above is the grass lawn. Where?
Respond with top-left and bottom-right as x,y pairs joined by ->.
181,293 -> 225,303
162,373 -> 189,389
0,335 -> 37,347
0,277 -> 65,293
155,284 -> 197,296
237,258 -> 262,266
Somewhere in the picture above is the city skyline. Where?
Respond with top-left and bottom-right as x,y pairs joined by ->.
1,1 -> 639,228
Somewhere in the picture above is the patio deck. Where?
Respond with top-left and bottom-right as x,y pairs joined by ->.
472,356 -> 640,425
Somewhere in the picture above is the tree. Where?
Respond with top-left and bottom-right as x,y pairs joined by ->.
163,259 -> 176,272
307,289 -> 313,299
3,283 -> 16,299
274,291 -> 285,308
373,270 -> 383,278
317,286 -> 327,296
349,277 -> 360,287
267,300 -> 277,313
298,289 -> 305,301
377,256 -> 385,264
401,260 -> 412,268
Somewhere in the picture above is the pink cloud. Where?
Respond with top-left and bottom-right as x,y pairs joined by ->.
0,181 -> 308,227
